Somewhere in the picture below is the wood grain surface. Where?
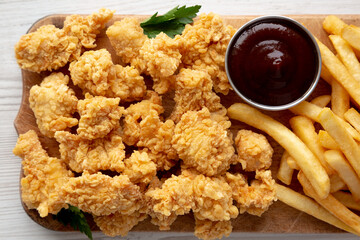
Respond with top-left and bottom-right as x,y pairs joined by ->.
12,13 -> 360,235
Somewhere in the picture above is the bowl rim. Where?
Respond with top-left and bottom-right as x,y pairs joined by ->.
225,15 -> 322,111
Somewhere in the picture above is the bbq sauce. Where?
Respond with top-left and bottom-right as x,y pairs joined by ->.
228,20 -> 318,106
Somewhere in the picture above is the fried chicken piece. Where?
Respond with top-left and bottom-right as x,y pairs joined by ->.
77,93 -> 124,140
69,49 -> 146,100
107,18 -> 181,94
172,108 -> 235,176
192,174 -> 238,221
13,130 -> 74,217
123,150 -> 157,185
180,13 -> 236,94
170,68 -> 226,123
139,148 -> 178,171
194,217 -> 232,240
29,72 -> 78,138
94,210 -> 147,237
144,175 -> 179,230
122,91 -> 163,145
54,129 -> 125,173
15,25 -> 80,72
109,64 -> 146,102
140,32 -> 182,94
106,17 -> 148,68
69,49 -> 115,96
15,8 -> 114,73
122,91 -> 178,169
63,8 -> 115,49
234,130 -> 273,171
145,172 -> 195,218
62,171 -> 143,216
226,170 -> 277,216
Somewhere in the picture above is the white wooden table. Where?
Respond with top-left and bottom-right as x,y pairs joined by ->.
1,0 -> 360,239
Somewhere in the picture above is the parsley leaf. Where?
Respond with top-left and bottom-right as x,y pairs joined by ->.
140,5 -> 201,38
53,205 -> 93,240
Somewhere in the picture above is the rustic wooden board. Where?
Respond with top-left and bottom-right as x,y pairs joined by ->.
13,14 -> 360,234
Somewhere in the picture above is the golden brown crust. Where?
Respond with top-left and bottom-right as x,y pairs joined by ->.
77,93 -> 124,140
170,68 -> 226,123
94,210 -> 147,237
63,8 -> 115,49
13,130 -> 74,217
62,171 -> 143,216
123,151 -> 157,184
172,108 -> 235,176
180,13 -> 236,95
226,170 -> 277,216
194,218 -> 232,240
234,130 -> 274,171
29,72 -> 78,137
54,130 -> 126,173
15,25 -> 80,72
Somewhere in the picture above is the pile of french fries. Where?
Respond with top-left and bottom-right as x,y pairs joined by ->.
228,15 -> 360,235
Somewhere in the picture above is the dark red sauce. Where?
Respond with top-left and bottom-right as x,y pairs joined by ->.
228,20 -> 318,106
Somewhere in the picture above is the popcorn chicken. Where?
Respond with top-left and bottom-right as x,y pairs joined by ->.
93,210 -> 147,237
15,8 -> 114,72
170,68 -> 226,123
122,91 -> 178,170
29,72 -> 78,138
194,218 -> 232,240
62,171 -> 143,216
69,49 -> 115,96
123,150 -> 157,184
226,170 -> 277,216
13,130 -> 74,217
107,18 -> 181,94
77,93 -> 124,140
15,25 -> 79,72
63,8 -> 115,49
140,32 -> 181,94
69,49 -> 146,101
180,13 -> 236,94
235,130 -> 273,171
106,17 -> 148,68
54,129 -> 125,173
192,174 -> 238,221
172,108 -> 235,176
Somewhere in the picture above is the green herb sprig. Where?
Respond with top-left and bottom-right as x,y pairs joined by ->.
53,205 -> 93,240
140,5 -> 201,38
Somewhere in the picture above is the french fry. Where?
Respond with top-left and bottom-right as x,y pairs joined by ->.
333,191 -> 360,211
318,107 -> 360,179
290,100 -> 360,141
316,38 -> 360,107
323,15 -> 347,35
289,116 -> 333,174
329,35 -> 360,83
342,25 -> 360,52
318,130 -> 340,150
344,108 -> 360,134
310,95 -> 331,108
321,64 -> 333,85
330,174 -> 347,193
228,103 -> 330,198
277,151 -> 294,185
275,183 -> 357,235
331,78 -> 350,118
286,154 -> 299,170
324,150 -> 360,201
298,171 -> 360,235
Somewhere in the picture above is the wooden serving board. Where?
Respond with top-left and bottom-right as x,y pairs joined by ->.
14,14 -> 360,234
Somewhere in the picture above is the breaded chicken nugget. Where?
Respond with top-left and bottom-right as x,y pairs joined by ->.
29,72 -> 78,137
13,130 -> 74,217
